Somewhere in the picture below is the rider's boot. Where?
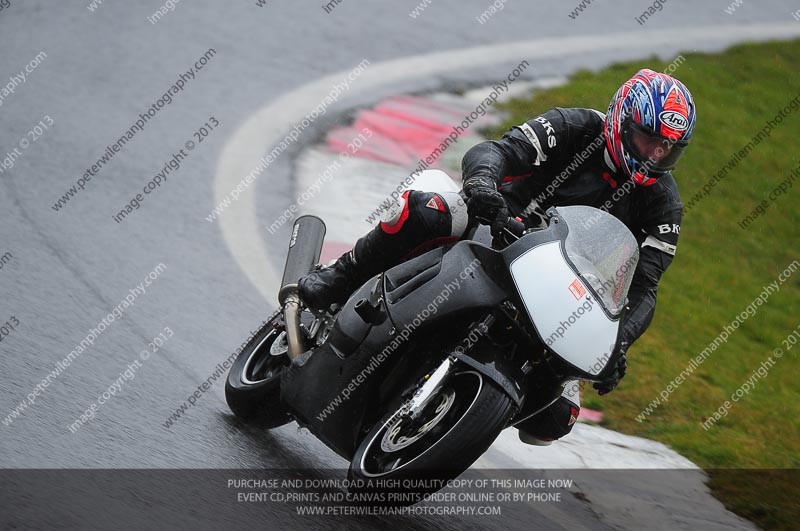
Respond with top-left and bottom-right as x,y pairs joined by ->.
517,382 -> 581,445
298,224 -> 396,312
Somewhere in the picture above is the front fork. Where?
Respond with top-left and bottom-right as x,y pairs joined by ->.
407,312 -> 530,417
403,356 -> 457,421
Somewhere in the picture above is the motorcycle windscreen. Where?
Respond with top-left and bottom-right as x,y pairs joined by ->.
556,206 -> 639,317
509,241 -> 618,376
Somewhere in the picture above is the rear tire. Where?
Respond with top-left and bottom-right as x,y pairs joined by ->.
225,315 -> 292,428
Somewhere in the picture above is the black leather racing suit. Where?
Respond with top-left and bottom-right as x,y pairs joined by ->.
462,107 -> 683,346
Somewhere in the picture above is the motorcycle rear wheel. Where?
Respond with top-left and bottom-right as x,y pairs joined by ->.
225,315 -> 292,428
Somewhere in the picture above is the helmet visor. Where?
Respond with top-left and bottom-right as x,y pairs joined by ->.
623,120 -> 689,176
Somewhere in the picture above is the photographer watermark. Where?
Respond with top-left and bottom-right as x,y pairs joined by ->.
737,158 -> 800,230
322,0 -> 344,14
3,263 -> 167,427
162,310 -> 282,428
408,0 -> 433,18
231,474 -> 576,514
0,50 -> 46,108
86,0 -> 106,12
700,346 -> 783,431
545,254 -> 638,346
315,258 -> 482,422
0,251 -> 13,273
534,57 -> 683,224
724,0 -> 745,15
0,316 -> 20,343
266,128 -> 373,234
567,0 -> 596,20
476,0 -> 511,24
147,0 -> 183,24
635,259 -> 799,423
365,60 -> 530,225
206,59 -> 370,223
0,116 -> 53,175
684,90 -> 800,214
52,49 -> 216,212
635,0 -> 672,26
112,117 -> 219,224
68,327 -> 173,433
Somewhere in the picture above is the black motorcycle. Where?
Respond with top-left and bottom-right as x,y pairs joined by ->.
225,205 -> 637,498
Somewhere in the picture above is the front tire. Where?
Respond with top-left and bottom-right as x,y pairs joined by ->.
349,369 -> 513,495
225,315 -> 292,427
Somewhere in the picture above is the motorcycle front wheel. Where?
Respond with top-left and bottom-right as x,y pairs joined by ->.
348,368 -> 513,495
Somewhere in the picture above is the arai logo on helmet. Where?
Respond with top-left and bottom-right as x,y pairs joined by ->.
659,111 -> 688,131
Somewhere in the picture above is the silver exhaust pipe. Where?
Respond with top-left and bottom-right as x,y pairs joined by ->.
282,289 -> 305,361
277,215 -> 326,361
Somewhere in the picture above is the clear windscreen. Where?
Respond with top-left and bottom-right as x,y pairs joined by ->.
557,206 -> 639,316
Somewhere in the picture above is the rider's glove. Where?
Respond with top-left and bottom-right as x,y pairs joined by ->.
463,176 -> 509,236
593,341 -> 629,396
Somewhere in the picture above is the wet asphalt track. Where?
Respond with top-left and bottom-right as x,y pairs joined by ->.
0,1 -> 797,529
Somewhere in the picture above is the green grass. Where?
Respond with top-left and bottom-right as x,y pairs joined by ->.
485,39 -> 800,531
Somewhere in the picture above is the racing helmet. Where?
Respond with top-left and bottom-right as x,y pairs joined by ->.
605,69 -> 696,186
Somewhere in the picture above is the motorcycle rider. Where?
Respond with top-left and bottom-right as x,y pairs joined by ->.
298,68 -> 696,445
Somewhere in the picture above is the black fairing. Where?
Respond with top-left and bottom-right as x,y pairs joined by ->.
382,242 -> 509,329
280,242 -> 520,459
280,276 -> 397,460
280,208 -> 628,459
381,242 -> 538,409
327,275 -> 384,358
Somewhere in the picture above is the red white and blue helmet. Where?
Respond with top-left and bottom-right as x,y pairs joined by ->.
605,69 -> 696,186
